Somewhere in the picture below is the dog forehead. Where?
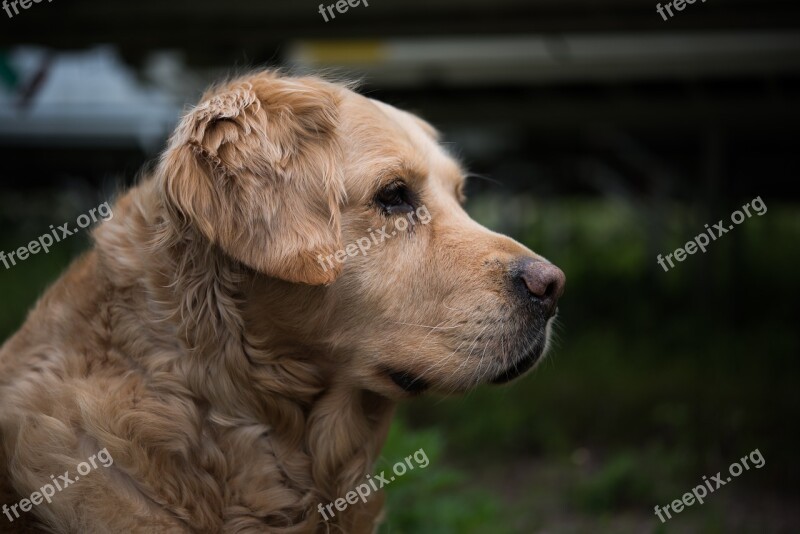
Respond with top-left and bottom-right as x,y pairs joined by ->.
338,93 -> 464,195
369,99 -> 439,140
370,101 -> 465,193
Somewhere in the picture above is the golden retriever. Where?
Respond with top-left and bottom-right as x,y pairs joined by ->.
0,70 -> 565,533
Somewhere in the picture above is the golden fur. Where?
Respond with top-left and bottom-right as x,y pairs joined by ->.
0,70 -> 562,532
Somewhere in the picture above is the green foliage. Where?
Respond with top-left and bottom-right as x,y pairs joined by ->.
378,420 -> 511,534
570,446 -> 691,514
573,453 -> 650,513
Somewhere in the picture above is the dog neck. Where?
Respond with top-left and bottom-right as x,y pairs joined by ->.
94,179 -> 396,529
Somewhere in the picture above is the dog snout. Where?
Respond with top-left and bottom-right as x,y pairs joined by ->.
515,258 -> 566,317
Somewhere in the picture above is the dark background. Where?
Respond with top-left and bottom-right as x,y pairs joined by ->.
2,1 -> 799,532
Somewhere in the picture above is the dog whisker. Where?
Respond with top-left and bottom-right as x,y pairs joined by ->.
466,172 -> 504,187
449,324 -> 490,392
413,329 -> 471,383
387,318 -> 462,392
388,320 -> 460,330
475,331 -> 500,386
416,319 -> 460,353
442,303 -> 472,313
472,335 -> 491,387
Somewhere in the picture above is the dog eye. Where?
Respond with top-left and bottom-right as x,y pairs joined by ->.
375,181 -> 415,215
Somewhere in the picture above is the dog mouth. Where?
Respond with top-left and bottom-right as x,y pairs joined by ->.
385,340 -> 545,393
381,320 -> 551,393
385,369 -> 430,394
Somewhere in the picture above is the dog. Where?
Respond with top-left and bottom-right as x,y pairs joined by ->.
0,70 -> 565,533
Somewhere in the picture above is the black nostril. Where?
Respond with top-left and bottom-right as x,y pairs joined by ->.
542,280 -> 556,300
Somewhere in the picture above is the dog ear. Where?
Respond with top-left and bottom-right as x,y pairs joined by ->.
158,73 -> 345,285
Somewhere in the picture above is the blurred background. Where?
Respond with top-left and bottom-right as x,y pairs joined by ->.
2,0 -> 799,532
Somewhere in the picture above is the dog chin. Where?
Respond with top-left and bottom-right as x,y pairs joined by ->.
383,322 -> 553,394
490,337 -> 547,385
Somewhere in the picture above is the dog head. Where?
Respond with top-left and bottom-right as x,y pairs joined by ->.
158,70 -> 565,399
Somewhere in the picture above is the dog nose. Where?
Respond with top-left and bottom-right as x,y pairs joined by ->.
517,259 -> 566,317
